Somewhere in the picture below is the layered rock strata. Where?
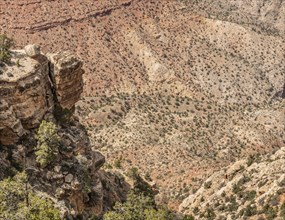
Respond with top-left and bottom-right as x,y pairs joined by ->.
0,46 -> 83,145
47,52 -> 84,110
0,46 -> 129,219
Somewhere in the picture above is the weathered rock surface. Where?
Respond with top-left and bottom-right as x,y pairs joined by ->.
0,100 -> 24,145
0,50 -> 52,145
47,52 -> 84,110
180,148 -> 285,219
3,118 -> 131,219
0,48 -> 84,145
23,120 -> 129,218
0,47 -> 129,219
24,44 -> 41,58
1,0 -> 284,213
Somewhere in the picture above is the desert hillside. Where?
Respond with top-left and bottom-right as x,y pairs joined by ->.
1,0 -> 284,212
180,147 -> 285,219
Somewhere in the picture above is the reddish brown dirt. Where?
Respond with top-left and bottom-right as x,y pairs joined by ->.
1,0 -> 284,210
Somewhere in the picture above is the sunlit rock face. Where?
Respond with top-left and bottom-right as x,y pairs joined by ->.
0,47 -> 84,145
47,51 -> 84,111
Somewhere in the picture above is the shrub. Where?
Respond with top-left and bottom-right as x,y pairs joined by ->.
242,204 -> 257,217
127,167 -> 155,200
183,214 -> 195,220
247,155 -> 255,166
54,105 -> 72,124
0,34 -> 14,63
204,181 -> 212,189
205,207 -> 216,220
244,190 -> 256,201
114,158 -> 122,168
263,204 -> 277,220
103,192 -> 173,220
35,121 -> 60,167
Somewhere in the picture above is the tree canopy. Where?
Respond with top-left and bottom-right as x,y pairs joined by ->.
0,172 -> 60,220
35,120 -> 60,167
103,192 -> 173,220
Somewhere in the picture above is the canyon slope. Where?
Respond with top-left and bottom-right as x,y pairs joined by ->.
1,0 -> 284,211
180,147 -> 285,219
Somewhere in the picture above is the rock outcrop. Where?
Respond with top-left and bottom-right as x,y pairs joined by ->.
47,52 -> 84,110
24,44 -> 41,58
22,119 -> 129,219
0,46 -> 129,219
180,148 -> 285,219
0,117 -> 129,219
0,46 -> 83,145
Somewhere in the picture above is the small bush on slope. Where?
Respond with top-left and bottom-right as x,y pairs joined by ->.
0,34 -> 14,63
35,120 -> 60,167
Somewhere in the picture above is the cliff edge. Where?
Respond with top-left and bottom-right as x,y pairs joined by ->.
0,46 -> 129,219
0,46 -> 83,145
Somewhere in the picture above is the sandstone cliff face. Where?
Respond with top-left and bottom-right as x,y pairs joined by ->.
47,52 -> 84,110
0,46 -> 129,219
0,100 -> 24,146
0,52 -> 52,145
0,117 -> 129,219
23,119 -> 129,219
0,47 -> 83,145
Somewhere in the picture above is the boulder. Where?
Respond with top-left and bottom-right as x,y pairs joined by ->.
65,173 -> 74,183
24,44 -> 41,58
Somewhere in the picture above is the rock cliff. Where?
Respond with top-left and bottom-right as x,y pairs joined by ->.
0,46 -> 83,145
47,52 -> 84,110
0,46 -> 129,219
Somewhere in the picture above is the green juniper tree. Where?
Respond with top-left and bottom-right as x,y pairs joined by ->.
0,171 -> 60,219
35,120 -> 60,167
103,192 -> 173,220
0,34 -> 14,63
104,167 -> 174,220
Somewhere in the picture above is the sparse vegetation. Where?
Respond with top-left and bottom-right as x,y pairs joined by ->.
35,121 -> 60,167
0,34 -> 13,63
103,192 -> 173,220
0,171 -> 60,219
0,0 -> 284,219
54,105 -> 73,124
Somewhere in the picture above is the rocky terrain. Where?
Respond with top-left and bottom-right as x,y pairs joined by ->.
0,45 -> 84,145
0,47 -> 129,219
0,0 -> 284,214
180,147 -> 285,220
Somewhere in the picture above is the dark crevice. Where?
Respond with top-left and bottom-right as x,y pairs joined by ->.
282,83 -> 285,99
47,61 -> 58,106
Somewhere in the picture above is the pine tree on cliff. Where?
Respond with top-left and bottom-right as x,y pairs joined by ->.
35,121 -> 60,167
0,171 -> 60,219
